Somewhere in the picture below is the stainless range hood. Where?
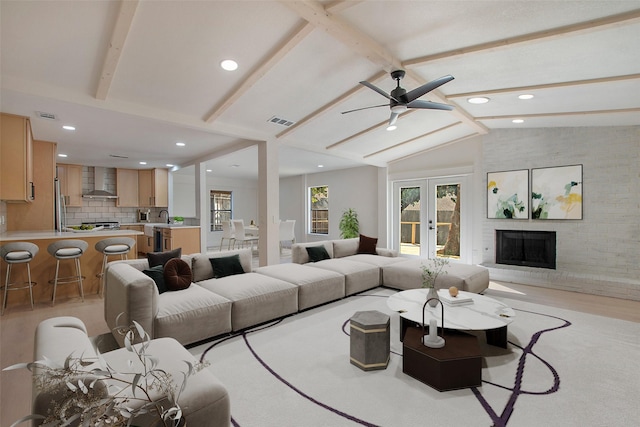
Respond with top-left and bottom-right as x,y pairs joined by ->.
83,166 -> 118,199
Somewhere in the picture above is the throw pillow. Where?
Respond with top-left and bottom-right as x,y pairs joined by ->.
306,245 -> 331,262
163,258 -> 192,291
209,254 -> 245,278
357,234 -> 378,255
147,248 -> 182,268
142,265 -> 167,294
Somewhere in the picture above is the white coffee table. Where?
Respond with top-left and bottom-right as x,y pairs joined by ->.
387,288 -> 515,348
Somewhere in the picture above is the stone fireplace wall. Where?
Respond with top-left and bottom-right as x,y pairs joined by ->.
481,126 -> 639,301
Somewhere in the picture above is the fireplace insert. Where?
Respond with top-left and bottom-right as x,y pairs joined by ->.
495,230 -> 556,269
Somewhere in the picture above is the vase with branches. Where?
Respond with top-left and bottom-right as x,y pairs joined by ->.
421,258 -> 449,307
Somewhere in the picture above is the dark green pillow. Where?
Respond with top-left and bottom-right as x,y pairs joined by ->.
209,254 -> 245,278
306,245 -> 330,262
147,248 -> 182,268
142,264 -> 167,294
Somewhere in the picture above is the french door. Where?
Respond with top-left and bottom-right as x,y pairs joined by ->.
392,176 -> 468,262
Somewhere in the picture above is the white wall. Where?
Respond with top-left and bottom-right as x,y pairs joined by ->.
171,172 -> 196,218
480,127 -> 640,299
205,176 -> 258,248
279,166 -> 382,244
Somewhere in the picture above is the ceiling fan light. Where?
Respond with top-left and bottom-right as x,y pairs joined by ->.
386,125 -> 397,131
390,105 -> 407,113
468,97 -> 489,104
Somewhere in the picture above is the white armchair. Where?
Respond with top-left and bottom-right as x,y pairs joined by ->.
279,219 -> 296,253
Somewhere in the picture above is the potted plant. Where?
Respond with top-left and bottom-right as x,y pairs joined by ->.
421,258 -> 449,307
339,208 -> 359,239
4,316 -> 204,427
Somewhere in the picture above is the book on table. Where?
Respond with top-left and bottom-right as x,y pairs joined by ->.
437,289 -> 474,306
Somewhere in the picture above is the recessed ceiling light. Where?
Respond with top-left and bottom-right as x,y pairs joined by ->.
62,125 -> 76,131
58,153 -> 68,158
139,161 -> 147,165
467,97 -> 489,104
317,164 -> 324,168
518,94 -> 534,100
166,164 -> 174,168
206,169 -> 212,172
176,142 -> 185,147
220,59 -> 238,71
512,119 -> 524,124
386,125 -> 397,131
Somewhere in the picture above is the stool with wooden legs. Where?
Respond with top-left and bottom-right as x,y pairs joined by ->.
94,237 -> 136,297
0,242 -> 39,315
47,239 -> 88,305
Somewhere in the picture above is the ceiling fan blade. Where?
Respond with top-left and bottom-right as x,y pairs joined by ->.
407,99 -> 454,111
405,75 -> 454,103
360,81 -> 399,102
389,112 -> 399,126
341,104 -> 389,114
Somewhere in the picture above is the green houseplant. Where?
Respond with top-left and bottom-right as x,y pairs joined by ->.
4,316 -> 204,427
339,208 -> 359,239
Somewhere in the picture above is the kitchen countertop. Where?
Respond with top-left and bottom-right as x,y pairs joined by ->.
0,229 -> 143,242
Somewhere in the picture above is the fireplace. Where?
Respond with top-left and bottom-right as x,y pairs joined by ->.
495,230 -> 556,269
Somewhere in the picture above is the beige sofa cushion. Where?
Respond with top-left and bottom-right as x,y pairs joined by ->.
198,273 -> 298,331
382,259 -> 490,293
255,263 -> 345,310
191,249 -> 252,282
307,258 -> 381,296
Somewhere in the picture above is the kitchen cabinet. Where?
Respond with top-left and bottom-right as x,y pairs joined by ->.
138,168 -> 168,207
161,227 -> 200,255
116,168 -> 139,207
57,163 -> 84,207
7,140 -> 56,230
1,113 -> 34,202
119,224 -> 145,255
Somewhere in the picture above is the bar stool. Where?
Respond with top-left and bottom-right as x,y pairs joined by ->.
0,242 -> 39,316
95,237 -> 136,297
47,239 -> 88,305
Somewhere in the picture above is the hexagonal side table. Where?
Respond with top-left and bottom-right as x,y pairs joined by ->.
350,310 -> 390,371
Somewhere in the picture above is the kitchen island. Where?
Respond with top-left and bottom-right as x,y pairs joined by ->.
0,229 -> 142,310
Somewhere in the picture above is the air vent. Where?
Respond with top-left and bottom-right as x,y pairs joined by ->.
109,154 -> 129,158
36,111 -> 57,120
267,116 -> 295,127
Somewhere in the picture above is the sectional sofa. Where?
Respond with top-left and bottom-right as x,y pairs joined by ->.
104,238 -> 489,348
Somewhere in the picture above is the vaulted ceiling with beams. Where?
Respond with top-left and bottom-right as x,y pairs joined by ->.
2,1 -> 639,179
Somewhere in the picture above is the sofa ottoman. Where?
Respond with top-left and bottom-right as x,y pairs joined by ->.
382,259 -> 490,293
255,263 -> 346,310
199,273 -> 299,331
307,258 -> 381,296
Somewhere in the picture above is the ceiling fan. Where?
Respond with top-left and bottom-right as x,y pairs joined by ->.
342,70 -> 455,126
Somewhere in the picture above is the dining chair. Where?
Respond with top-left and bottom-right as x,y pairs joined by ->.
231,219 -> 259,252
279,219 -> 296,253
220,220 -> 236,251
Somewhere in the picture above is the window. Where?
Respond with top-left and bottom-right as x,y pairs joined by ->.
210,190 -> 232,232
309,185 -> 328,234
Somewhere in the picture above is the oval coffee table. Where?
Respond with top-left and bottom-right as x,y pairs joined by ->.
387,288 -> 515,348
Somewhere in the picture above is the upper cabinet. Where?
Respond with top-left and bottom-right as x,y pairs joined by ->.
138,168 -> 168,207
57,163 -> 83,207
116,168 -> 139,207
1,113 -> 34,202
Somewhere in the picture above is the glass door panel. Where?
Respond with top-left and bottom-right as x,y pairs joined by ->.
432,182 -> 461,260
399,185 -> 422,256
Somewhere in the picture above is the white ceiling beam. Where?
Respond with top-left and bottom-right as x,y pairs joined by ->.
95,0 -> 139,100
276,70 -> 387,139
476,107 -> 640,121
281,0 -> 487,136
364,122 -> 463,159
448,74 -> 640,98
405,9 -> 640,67
204,23 -> 314,123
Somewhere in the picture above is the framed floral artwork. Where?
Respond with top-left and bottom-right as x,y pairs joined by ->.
531,164 -> 583,219
487,169 -> 529,219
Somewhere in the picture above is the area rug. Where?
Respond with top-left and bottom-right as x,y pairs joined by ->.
189,287 -> 640,427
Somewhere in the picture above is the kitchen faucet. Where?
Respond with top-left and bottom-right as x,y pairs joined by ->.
159,209 -> 170,224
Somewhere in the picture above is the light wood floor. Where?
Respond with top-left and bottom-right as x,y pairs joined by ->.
1,264 -> 639,426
